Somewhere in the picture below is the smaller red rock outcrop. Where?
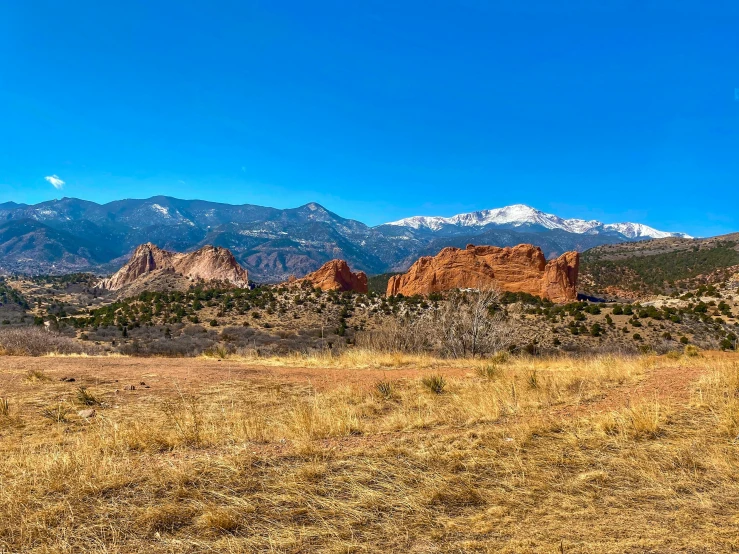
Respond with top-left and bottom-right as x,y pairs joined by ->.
386,244 -> 578,302
98,243 -> 249,291
288,260 -> 368,293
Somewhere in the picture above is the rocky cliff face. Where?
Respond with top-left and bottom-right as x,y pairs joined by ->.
98,243 -> 249,291
288,259 -> 368,293
386,244 -> 578,302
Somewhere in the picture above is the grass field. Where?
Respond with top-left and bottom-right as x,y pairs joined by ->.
1,351 -> 738,552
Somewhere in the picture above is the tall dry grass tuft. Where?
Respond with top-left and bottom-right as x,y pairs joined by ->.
600,401 -> 665,440
161,393 -> 205,447
477,362 -> 502,380
25,368 -> 51,382
695,360 -> 739,439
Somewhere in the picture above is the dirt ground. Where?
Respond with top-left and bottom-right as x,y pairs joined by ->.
0,352 -> 718,412
0,355 -> 476,395
4,352 -> 739,553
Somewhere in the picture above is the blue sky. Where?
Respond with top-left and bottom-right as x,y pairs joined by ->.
1,1 -> 738,236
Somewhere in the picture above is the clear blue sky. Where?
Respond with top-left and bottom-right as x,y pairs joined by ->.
1,1 -> 738,236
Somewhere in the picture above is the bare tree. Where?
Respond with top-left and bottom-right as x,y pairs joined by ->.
431,287 -> 514,358
355,285 -> 516,358
355,315 -> 431,353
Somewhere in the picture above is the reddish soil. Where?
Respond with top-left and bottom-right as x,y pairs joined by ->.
0,354 -> 714,458
555,362 -> 707,418
0,355 -> 710,418
0,355 -> 472,395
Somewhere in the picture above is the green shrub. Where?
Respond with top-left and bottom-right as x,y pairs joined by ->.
684,345 -> 700,357
719,338 -> 735,351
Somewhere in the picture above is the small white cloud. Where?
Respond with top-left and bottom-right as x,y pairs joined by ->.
45,175 -> 65,189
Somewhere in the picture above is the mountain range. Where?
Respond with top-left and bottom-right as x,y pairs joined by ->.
0,197 -> 692,281
386,204 -> 691,239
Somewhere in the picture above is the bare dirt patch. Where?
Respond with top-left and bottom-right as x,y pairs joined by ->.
0,355 -> 474,396
556,360 -> 709,417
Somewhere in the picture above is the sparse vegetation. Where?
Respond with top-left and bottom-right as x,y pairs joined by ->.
374,379 -> 396,399
582,240 -> 739,295
2,258 -> 737,359
421,374 -> 446,394
684,344 -> 701,357
40,403 -> 71,423
0,352 -> 737,552
75,386 -> 100,406
0,327 -> 97,356
25,368 -> 51,382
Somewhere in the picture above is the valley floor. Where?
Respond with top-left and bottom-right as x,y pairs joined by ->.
1,352 -> 739,552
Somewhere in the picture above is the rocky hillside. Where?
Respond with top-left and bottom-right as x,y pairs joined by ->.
0,219 -> 117,274
0,196 -> 694,280
98,243 -> 249,292
580,233 -> 739,299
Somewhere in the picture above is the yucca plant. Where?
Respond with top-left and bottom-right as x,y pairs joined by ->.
421,375 -> 446,395
42,404 -> 71,423
76,386 -> 100,406
477,364 -> 501,380
374,380 -> 395,400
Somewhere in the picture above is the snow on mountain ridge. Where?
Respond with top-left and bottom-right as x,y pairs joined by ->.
385,204 -> 691,239
602,222 -> 691,239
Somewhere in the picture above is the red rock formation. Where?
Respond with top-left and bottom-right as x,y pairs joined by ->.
289,259 -> 368,293
386,244 -> 578,302
98,243 -> 249,291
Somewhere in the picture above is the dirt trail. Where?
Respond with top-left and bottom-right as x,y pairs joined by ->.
555,361 -> 707,418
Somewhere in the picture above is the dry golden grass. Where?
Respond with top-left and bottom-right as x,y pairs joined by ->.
1,353 -> 738,552
204,348 -> 515,369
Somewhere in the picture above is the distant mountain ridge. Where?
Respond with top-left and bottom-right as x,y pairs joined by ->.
385,204 -> 691,239
0,196 -> 696,280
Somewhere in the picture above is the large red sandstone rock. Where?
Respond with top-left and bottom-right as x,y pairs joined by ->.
98,243 -> 249,291
386,244 -> 578,302
289,260 -> 368,293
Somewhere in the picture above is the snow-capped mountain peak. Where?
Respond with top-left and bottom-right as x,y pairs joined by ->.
384,204 -> 691,239
602,222 -> 691,240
